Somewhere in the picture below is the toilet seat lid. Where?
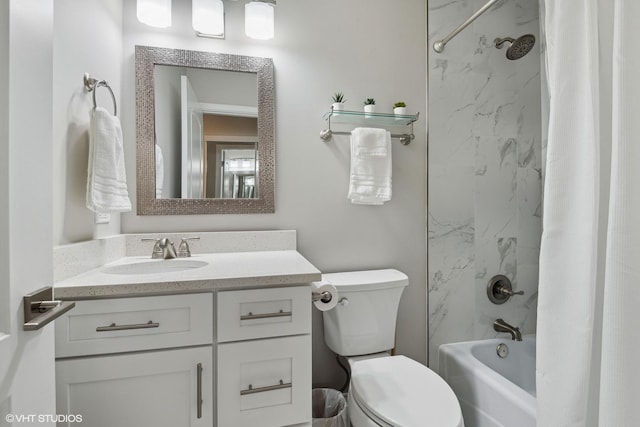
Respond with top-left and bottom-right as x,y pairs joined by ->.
350,355 -> 464,427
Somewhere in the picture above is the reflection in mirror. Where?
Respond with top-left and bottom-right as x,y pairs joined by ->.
136,45 -> 274,215
153,65 -> 258,199
209,139 -> 257,198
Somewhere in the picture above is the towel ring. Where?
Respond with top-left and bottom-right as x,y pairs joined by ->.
83,73 -> 117,116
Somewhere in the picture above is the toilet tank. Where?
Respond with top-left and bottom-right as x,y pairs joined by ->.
321,269 -> 408,356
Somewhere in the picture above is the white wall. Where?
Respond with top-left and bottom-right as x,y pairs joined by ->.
186,68 -> 257,105
53,0 -> 123,245
428,0 -> 541,368
121,0 -> 427,387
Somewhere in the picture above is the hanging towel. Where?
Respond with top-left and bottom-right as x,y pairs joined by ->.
351,127 -> 389,157
86,107 -> 132,212
155,144 -> 164,198
348,128 -> 392,205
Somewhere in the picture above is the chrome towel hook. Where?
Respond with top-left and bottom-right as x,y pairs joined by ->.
83,72 -> 117,116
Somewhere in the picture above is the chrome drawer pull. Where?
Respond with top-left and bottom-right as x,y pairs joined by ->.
240,309 -> 292,321
240,379 -> 292,396
96,320 -> 160,332
196,363 -> 203,419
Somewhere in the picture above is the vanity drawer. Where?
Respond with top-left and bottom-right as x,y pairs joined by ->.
55,293 -> 213,358
216,286 -> 311,343
217,335 -> 311,427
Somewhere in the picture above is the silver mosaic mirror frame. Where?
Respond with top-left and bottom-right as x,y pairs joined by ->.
135,45 -> 275,215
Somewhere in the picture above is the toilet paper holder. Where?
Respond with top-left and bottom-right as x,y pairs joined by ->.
312,291 -> 333,304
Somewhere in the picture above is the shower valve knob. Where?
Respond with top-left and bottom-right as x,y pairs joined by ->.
497,287 -> 524,297
487,275 -> 523,304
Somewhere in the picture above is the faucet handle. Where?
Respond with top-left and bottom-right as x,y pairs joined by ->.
177,237 -> 200,258
487,275 -> 523,304
497,288 -> 524,297
141,238 -> 163,259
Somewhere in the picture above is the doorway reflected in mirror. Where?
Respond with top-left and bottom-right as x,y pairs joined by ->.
206,137 -> 258,199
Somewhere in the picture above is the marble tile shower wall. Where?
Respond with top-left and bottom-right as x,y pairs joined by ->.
428,0 -> 542,367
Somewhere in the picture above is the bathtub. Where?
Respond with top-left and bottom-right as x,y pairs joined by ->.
438,336 -> 536,427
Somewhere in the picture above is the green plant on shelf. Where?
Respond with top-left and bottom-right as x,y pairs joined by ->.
393,101 -> 406,108
363,98 -> 376,106
332,92 -> 346,103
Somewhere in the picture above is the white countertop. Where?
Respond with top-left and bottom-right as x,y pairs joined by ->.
54,250 -> 322,300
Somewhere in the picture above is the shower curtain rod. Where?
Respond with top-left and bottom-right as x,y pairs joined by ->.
433,0 -> 501,53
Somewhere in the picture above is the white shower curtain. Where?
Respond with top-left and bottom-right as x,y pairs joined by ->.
537,1 -> 640,426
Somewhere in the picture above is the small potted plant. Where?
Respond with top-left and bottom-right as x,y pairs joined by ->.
332,92 -> 346,111
393,101 -> 407,115
363,98 -> 376,115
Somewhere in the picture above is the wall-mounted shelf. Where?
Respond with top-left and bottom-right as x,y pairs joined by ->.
320,108 -> 420,145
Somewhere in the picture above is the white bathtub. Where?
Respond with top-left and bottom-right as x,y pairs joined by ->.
438,336 -> 536,427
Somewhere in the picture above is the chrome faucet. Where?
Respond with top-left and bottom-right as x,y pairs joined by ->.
157,238 -> 177,259
493,318 -> 522,341
142,237 -> 177,259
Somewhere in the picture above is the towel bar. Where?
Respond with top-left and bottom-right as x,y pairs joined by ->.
320,129 -> 414,145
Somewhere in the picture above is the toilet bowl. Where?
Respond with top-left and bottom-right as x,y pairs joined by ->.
348,356 -> 464,427
321,269 -> 464,427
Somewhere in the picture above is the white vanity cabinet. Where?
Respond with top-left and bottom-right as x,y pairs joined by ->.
54,293 -> 214,427
216,286 -> 312,427
54,286 -> 313,427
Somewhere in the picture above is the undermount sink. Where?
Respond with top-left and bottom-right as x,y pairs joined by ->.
102,259 -> 209,275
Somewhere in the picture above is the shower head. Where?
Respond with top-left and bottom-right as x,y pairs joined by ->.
494,34 -> 536,60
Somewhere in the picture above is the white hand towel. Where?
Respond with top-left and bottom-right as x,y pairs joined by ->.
86,107 -> 132,212
351,127 -> 389,157
155,144 -> 164,198
348,128 -> 392,205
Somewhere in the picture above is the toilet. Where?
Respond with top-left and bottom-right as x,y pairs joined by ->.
321,269 -> 464,427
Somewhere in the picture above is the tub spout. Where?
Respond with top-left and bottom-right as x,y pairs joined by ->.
493,318 -> 522,341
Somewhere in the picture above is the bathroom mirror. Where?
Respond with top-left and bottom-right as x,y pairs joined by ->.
135,45 -> 274,215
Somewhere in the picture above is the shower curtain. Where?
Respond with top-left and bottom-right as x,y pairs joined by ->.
537,1 -> 640,426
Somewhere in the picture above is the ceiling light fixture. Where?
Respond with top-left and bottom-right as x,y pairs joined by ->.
245,0 -> 276,40
193,0 -> 225,38
137,0 -> 172,28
